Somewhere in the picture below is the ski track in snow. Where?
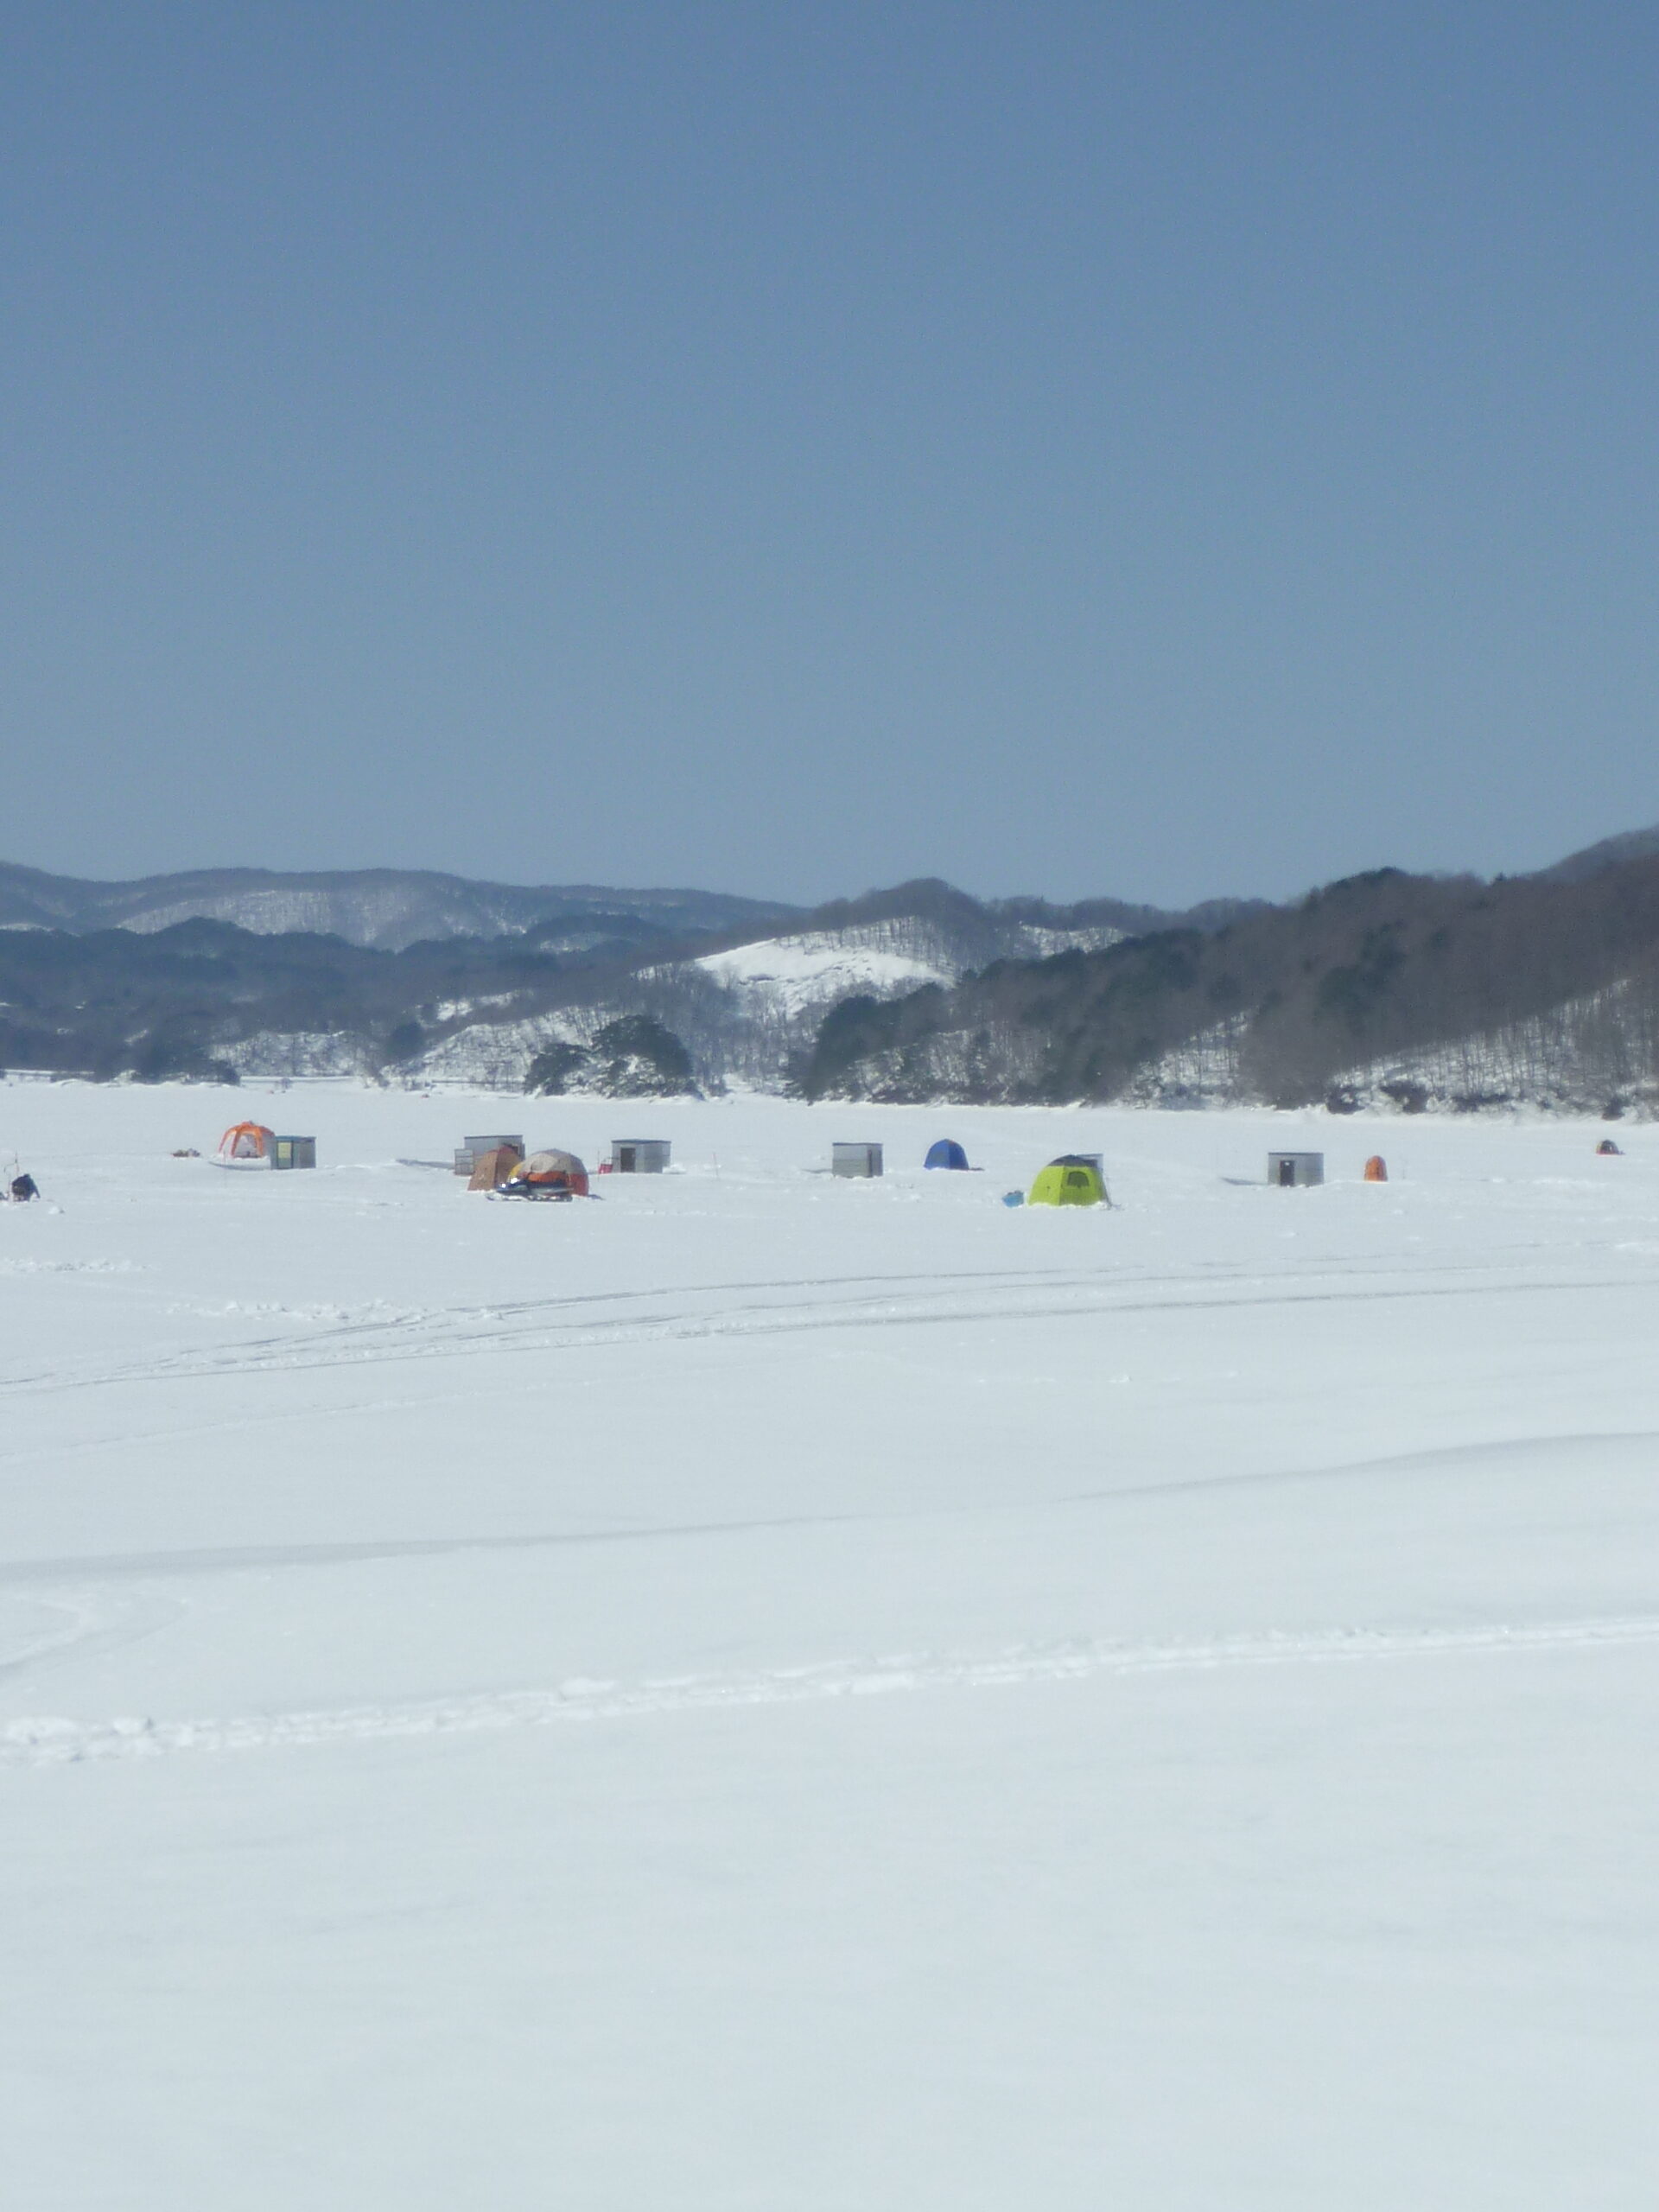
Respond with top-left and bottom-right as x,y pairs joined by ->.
6,1614 -> 1657,1770
0,1252 -> 1649,1401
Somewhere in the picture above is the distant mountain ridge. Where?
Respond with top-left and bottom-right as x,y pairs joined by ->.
4,830 -> 1659,1106
5,822 -> 1650,950
0,861 -> 1258,1090
1531,823 -> 1659,885
0,861 -> 799,951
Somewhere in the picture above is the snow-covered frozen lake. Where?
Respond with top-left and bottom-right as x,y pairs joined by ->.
3,1083 -> 1657,2209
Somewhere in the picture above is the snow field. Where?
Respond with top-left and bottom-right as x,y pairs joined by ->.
3,1084 -> 1659,2207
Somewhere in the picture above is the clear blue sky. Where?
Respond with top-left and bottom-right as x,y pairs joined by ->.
4,2 -> 1657,906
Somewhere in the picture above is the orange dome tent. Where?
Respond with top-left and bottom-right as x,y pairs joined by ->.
499,1147 -> 589,1200
1363,1155 -> 1388,1182
216,1122 -> 276,1166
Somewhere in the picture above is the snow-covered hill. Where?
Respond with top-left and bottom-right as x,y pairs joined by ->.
693,931 -> 953,1019
692,913 -> 1123,1016
367,912 -> 1128,1094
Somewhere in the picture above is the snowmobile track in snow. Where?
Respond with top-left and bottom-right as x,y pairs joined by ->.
7,1613 -> 1658,1769
0,1255 -> 1648,1399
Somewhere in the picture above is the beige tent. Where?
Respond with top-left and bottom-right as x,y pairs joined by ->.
467,1143 -> 523,1192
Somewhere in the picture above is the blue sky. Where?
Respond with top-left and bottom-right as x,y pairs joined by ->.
3,2 -> 1657,906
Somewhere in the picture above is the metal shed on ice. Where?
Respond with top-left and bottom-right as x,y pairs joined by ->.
610,1139 -> 671,1174
1268,1151 -> 1324,1188
832,1141 -> 883,1179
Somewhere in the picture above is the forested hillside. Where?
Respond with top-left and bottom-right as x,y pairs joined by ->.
803,858 -> 1659,1115
6,842 -> 1659,1110
0,875 -> 1227,1089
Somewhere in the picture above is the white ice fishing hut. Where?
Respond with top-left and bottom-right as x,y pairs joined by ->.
610,1139 -> 671,1173
1268,1150 -> 1324,1187
832,1141 -> 884,1179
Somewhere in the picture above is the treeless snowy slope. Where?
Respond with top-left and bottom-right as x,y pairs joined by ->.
693,928 -> 952,1017
3,1084 -> 1659,2207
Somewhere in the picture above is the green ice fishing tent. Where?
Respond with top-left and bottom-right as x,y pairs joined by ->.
1027,1154 -> 1106,1207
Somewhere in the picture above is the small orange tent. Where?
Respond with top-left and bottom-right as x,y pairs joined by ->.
1363,1155 -> 1388,1182
217,1122 -> 275,1166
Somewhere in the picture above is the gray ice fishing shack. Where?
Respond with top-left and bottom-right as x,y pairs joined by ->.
1268,1151 -> 1324,1188
610,1139 -> 671,1173
832,1141 -> 884,1179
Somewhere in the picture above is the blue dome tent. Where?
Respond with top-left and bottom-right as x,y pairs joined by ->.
925,1139 -> 969,1171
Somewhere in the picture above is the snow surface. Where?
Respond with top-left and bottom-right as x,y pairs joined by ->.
3,1084 -> 1659,2208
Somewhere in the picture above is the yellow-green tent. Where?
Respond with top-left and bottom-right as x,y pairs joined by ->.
1027,1155 -> 1106,1207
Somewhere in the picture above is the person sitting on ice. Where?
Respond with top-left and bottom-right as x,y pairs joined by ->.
10,1173 -> 39,1202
